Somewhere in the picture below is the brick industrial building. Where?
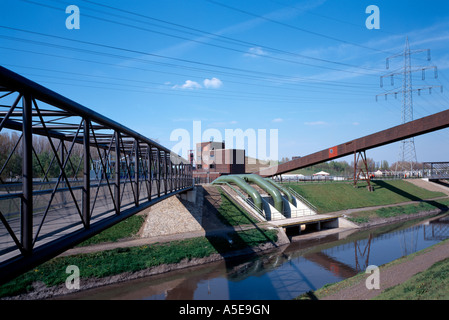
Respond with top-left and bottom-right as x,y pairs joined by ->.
192,141 -> 245,183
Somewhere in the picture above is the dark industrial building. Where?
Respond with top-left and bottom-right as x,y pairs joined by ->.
192,141 -> 245,183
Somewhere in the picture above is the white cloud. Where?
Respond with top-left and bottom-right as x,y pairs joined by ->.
173,78 -> 223,90
203,77 -> 223,89
272,118 -> 283,123
173,80 -> 202,90
304,121 -> 327,126
245,47 -> 267,58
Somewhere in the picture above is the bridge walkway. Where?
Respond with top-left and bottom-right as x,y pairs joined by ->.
0,66 -> 193,285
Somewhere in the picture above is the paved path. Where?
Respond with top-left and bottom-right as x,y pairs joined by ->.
59,223 -> 267,257
60,195 -> 449,257
406,179 -> 449,195
320,238 -> 449,300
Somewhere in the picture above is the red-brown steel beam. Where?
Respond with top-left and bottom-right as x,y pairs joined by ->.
258,108 -> 449,177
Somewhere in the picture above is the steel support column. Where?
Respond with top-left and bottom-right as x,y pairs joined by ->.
60,139 -> 64,177
167,155 -> 171,193
21,94 -> 33,255
157,149 -> 161,198
114,130 -> 120,214
353,151 -> 373,191
83,119 -> 90,228
164,153 -> 168,193
134,139 -> 139,206
148,146 -> 152,200
0,66 -> 193,285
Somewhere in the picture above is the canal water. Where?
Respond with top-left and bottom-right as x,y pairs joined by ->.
63,214 -> 449,300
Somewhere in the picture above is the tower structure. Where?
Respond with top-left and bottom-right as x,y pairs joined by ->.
377,37 -> 442,173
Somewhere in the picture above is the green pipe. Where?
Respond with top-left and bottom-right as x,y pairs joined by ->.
212,175 -> 263,211
237,174 -> 284,213
264,178 -> 294,205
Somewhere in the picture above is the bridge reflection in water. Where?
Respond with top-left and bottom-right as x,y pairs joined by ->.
57,214 -> 449,300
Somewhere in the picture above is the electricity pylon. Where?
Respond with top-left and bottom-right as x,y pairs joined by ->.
377,37 -> 442,174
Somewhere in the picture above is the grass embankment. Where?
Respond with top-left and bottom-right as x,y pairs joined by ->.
0,228 -> 277,298
290,180 -> 449,300
216,189 -> 258,226
77,214 -> 145,246
374,255 -> 449,300
299,239 -> 449,300
0,191 -> 277,298
287,180 -> 446,214
347,199 -> 449,224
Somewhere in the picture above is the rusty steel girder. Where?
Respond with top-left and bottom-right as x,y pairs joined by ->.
258,108 -> 449,177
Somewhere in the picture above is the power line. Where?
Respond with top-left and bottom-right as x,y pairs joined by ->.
4,61 -> 377,95
0,45 -> 379,99
4,63 -> 377,107
377,37 -> 443,172
205,0 -> 396,55
269,0 -> 404,37
0,26 -> 307,81
82,0 -> 384,72
15,75 -> 353,105
20,0 -> 384,77
0,27 -> 378,89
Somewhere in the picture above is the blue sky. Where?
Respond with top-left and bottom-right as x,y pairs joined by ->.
1,0 -> 449,166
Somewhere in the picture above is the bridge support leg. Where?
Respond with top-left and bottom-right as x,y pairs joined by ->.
148,146 -> 152,201
115,131 -> 121,214
134,139 -> 139,206
21,94 -> 33,255
157,149 -> 161,198
353,151 -> 373,191
83,119 -> 90,228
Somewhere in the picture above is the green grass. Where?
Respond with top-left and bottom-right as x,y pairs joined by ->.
374,256 -> 449,300
347,199 -> 449,224
288,180 -> 446,213
297,239 -> 449,300
0,228 -> 278,298
216,190 -> 258,226
0,187 -> 269,298
77,214 -> 145,246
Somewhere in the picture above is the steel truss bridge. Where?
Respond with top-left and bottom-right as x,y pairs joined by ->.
0,66 -> 193,284
423,162 -> 449,180
258,104 -> 449,184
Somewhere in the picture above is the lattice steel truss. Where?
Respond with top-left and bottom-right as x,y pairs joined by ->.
422,162 -> 449,179
0,66 -> 193,284
378,37 -> 442,173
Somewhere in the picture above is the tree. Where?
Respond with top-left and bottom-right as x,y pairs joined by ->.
0,132 -> 85,181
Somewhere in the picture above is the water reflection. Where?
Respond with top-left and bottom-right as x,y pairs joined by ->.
60,214 -> 449,300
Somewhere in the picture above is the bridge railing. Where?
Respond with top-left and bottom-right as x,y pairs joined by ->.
0,66 -> 193,284
286,187 -> 318,213
220,182 -> 266,221
422,162 -> 449,180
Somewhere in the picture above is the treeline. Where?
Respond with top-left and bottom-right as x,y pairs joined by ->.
284,157 -> 426,176
0,132 -> 83,181
289,161 -> 353,176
